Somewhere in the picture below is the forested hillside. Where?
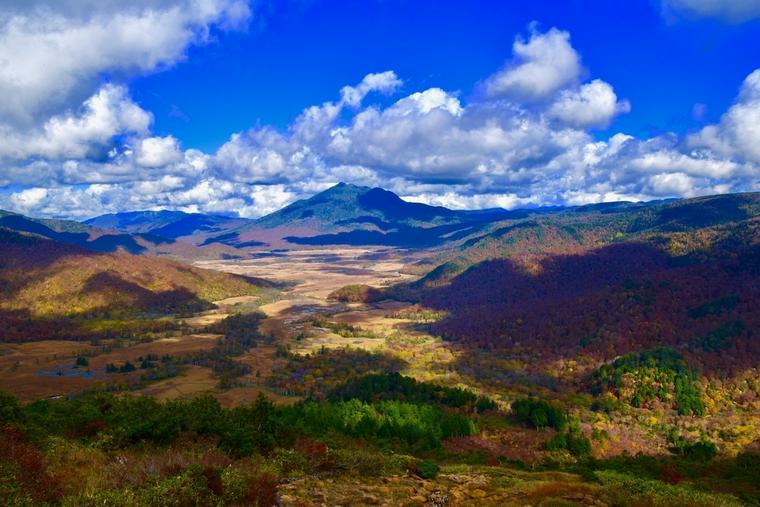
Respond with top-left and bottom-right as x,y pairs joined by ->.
416,194 -> 760,373
0,229 -> 271,342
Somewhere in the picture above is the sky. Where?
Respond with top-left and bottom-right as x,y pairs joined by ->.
1,0 -> 760,219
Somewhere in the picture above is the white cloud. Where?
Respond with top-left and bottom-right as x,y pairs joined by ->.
484,27 -> 580,101
339,70 -> 403,107
245,185 -> 298,217
0,0 -> 254,219
548,80 -> 631,128
647,172 -> 698,196
0,84 -> 151,161
0,0 -> 250,125
9,187 -> 48,214
689,69 -> 760,163
403,191 -> 530,210
135,136 -> 182,168
394,88 -> 463,116
0,20 -> 759,221
214,129 -> 323,184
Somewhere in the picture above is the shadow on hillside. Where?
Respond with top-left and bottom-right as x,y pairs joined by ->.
285,221 -> 495,248
0,214 -> 176,254
1,231 -> 208,314
0,229 -> 108,283
421,241 -> 760,375
627,194 -> 752,233
81,272 -> 213,315
0,308 -> 181,343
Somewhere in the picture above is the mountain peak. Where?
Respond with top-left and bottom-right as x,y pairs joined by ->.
251,183 -> 493,235
317,182 -> 370,197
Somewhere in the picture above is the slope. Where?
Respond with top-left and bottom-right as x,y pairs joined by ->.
404,192 -> 760,375
0,229 -> 274,342
213,182 -> 514,248
84,210 -> 251,246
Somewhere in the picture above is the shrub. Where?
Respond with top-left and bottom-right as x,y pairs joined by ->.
0,424 -> 61,504
681,441 -> 718,461
329,372 -> 496,412
0,390 -> 24,424
330,447 -> 409,476
413,459 -> 440,480
546,431 -> 592,457
566,432 -> 592,457
244,472 -> 279,507
511,397 -> 567,431
592,347 -> 705,415
546,433 -> 568,453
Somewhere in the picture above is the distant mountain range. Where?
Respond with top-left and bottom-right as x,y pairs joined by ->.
4,185 -> 760,373
84,210 -> 248,242
252,182 -> 512,229
7,183 -> 760,256
82,183 -> 522,249
0,210 -> 171,255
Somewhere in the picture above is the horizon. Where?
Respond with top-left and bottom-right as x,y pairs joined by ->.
0,1 -> 759,220
2,180 -> 746,223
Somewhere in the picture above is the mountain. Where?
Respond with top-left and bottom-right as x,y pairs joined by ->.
393,191 -> 760,375
84,210 -> 251,246
77,184 -> 537,250
0,227 -> 274,342
0,210 -> 171,254
402,191 -> 760,291
205,183 -> 516,248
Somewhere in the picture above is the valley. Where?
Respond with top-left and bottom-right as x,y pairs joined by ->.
2,186 -> 760,506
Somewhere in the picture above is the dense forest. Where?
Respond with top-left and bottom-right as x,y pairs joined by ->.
422,214 -> 760,375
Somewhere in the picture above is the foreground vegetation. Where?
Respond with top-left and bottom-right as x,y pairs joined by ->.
1,379 -> 758,506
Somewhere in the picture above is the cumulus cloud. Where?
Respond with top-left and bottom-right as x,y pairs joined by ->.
0,85 -> 151,161
402,191 -> 531,211
484,27 -> 580,101
339,70 -> 403,107
8,187 -> 49,215
0,0 -> 250,125
0,17 -> 758,221
689,69 -> 760,163
135,136 -> 183,168
548,80 -> 631,128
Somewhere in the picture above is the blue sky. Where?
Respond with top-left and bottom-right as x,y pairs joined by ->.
0,0 -> 759,219
133,0 -> 760,150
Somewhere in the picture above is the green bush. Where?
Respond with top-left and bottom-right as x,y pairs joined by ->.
413,459 -> 440,480
511,397 -> 567,431
681,441 -> 718,461
286,399 -> 477,452
0,390 -> 24,424
592,347 -> 705,415
329,372 -> 496,412
5,390 -> 478,461
546,431 -> 592,457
